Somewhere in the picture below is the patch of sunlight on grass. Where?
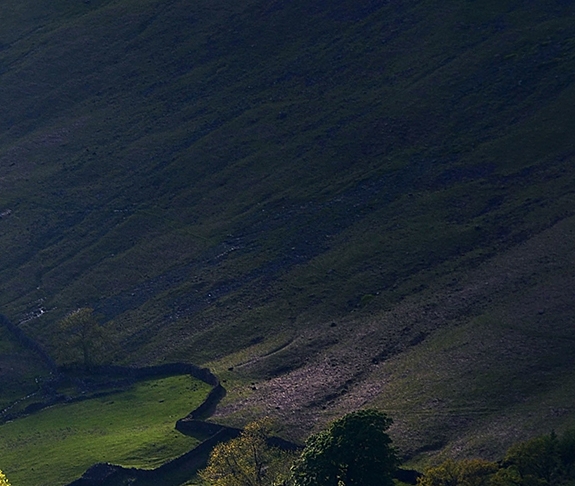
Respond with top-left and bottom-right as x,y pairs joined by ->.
0,374 -> 212,486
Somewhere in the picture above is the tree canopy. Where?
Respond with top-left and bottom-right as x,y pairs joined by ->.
490,430 -> 575,486
291,409 -> 399,486
417,459 -> 498,486
418,430 -> 575,486
0,469 -> 10,486
200,417 -> 294,486
57,307 -> 106,369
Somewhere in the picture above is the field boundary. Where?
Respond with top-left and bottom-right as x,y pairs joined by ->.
0,312 -> 248,485
64,363 -> 291,486
0,313 -> 58,372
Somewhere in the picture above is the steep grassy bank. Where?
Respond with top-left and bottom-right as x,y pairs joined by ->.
210,214 -> 575,460
1,0 -> 575,462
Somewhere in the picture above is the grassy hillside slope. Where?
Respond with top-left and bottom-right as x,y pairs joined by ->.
1,0 -> 575,462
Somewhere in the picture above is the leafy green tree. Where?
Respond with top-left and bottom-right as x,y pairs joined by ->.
291,409 -> 399,486
57,307 -> 106,369
0,469 -> 11,486
501,433 -> 560,485
417,458 -> 497,486
558,429 -> 575,480
490,466 -> 523,486
200,417 -> 294,486
491,430 -> 575,486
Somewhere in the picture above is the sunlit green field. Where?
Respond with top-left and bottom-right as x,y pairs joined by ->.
0,375 -> 212,486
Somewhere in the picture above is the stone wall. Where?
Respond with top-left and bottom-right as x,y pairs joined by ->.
0,313 -> 58,372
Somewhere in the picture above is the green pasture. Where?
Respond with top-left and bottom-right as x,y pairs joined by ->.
0,375 -> 212,486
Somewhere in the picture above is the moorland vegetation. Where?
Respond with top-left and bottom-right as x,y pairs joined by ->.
0,0 -> 575,472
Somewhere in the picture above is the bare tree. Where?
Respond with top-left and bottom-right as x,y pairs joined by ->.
57,307 -> 105,369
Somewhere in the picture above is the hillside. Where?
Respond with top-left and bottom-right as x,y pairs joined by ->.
1,0 -> 575,464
